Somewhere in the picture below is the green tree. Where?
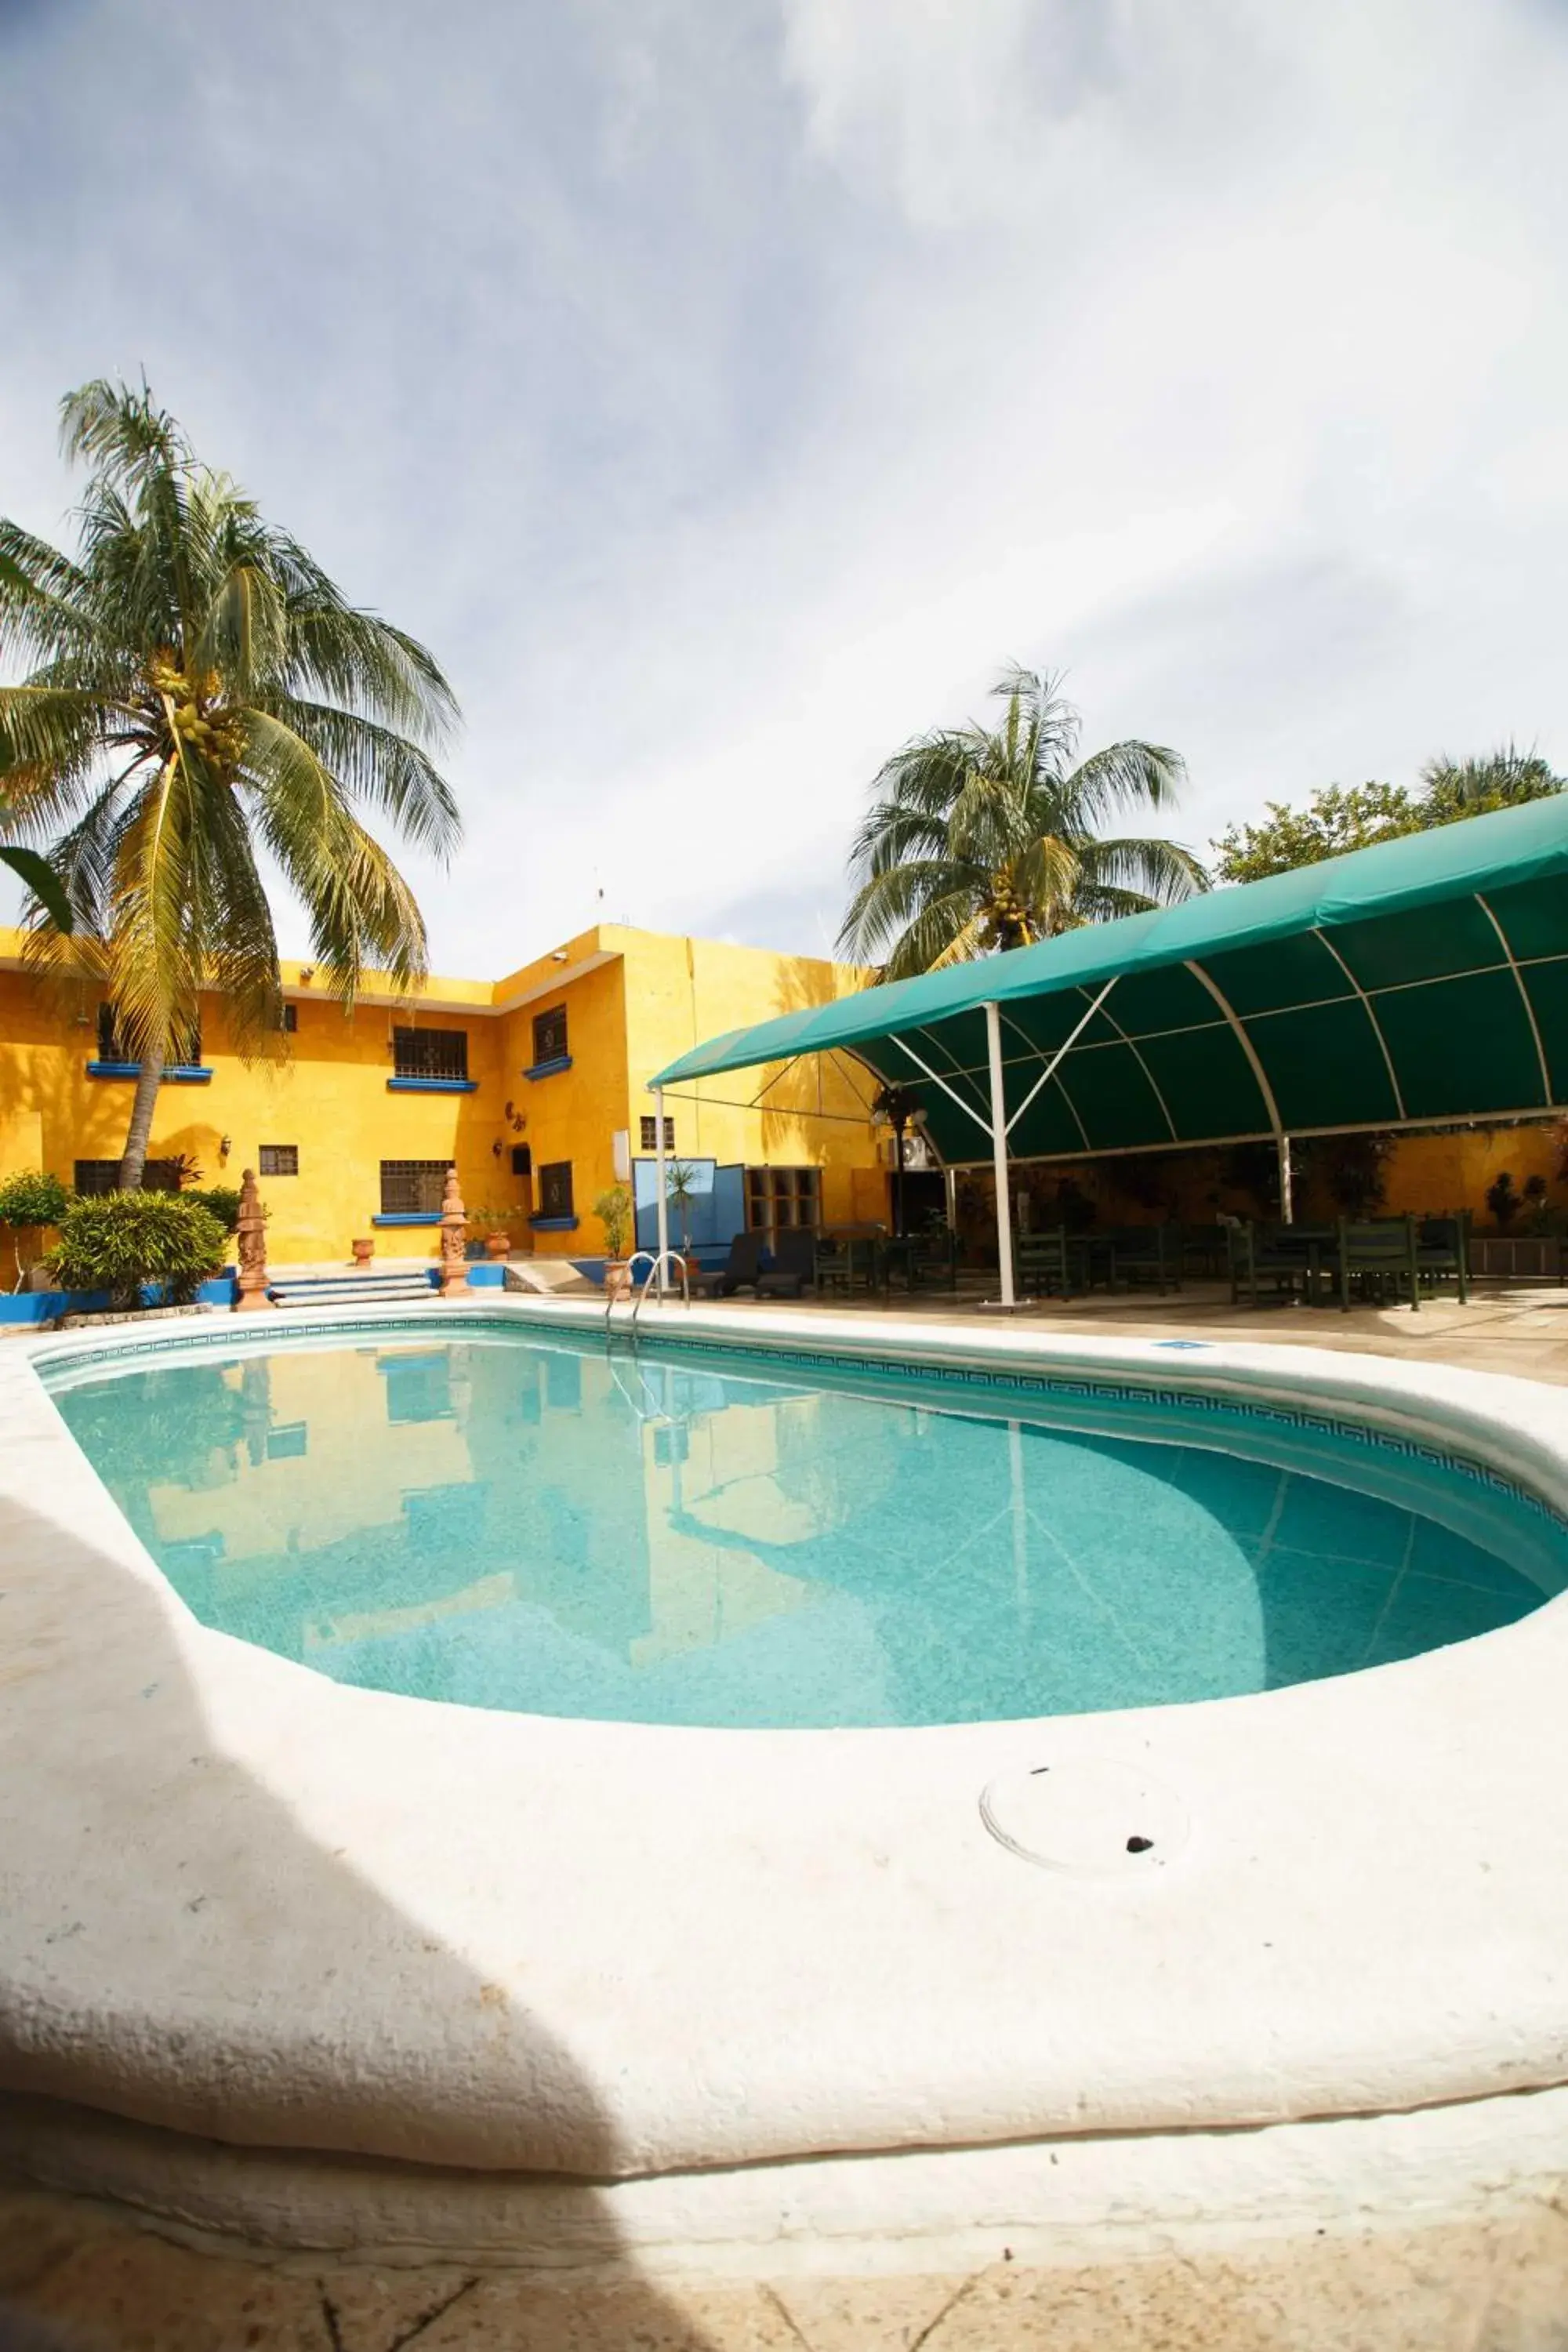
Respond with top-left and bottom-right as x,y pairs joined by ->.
839,665 -> 1204,981
1212,749 -> 1563,884
0,379 -> 460,1185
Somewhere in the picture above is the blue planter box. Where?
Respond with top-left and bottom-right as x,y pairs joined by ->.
0,1270 -> 238,1323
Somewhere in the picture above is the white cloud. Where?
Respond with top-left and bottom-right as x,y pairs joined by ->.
3,0 -> 1567,969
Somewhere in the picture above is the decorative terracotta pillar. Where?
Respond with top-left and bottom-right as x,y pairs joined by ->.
439,1165 -> 471,1298
234,1167 -> 274,1312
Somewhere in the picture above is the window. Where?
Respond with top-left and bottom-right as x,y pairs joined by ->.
510,1144 -> 532,1177
259,1145 -> 299,1177
532,1004 -> 568,1065
96,1005 -> 200,1065
379,1159 -> 450,1215
537,1160 -> 573,1219
278,1003 -> 298,1034
74,1158 -> 183,1196
640,1116 -> 675,1152
392,1025 -> 467,1082
746,1166 -> 821,1237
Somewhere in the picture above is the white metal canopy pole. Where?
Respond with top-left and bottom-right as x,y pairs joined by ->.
655,1086 -> 670,1298
984,1001 -> 1016,1308
1278,1133 -> 1294,1224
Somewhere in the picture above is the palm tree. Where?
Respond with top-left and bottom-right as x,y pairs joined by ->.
839,665 -> 1205,981
0,834 -> 71,930
0,379 -> 459,1185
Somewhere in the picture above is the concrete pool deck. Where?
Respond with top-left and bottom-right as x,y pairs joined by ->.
3,1293 -> 1568,2348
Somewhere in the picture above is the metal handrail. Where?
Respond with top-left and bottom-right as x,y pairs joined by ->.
604,1248 -> 662,1332
630,1250 -> 690,1333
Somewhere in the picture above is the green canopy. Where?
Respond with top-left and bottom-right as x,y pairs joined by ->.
652,796 -> 1568,1170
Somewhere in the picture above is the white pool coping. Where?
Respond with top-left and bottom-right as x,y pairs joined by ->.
3,1294 -> 1568,2245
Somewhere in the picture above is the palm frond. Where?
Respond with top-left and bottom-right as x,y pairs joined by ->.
1061,739 -> 1187,829
1075,833 -> 1208,902
261,695 -> 461,858
0,844 -> 73,931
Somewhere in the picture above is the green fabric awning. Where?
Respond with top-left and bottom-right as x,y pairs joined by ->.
652,797 -> 1568,1167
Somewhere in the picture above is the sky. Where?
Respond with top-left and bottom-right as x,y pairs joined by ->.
3,0 -> 1568,975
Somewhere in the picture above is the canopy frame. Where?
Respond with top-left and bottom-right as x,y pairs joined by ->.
645,800 -> 1568,1306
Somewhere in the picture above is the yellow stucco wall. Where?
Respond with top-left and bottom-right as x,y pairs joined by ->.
0,924 -> 890,1264
619,931 -> 884,1236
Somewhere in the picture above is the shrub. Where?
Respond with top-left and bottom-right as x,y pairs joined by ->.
49,1192 -> 228,1310
0,1170 -> 72,1288
186,1184 -> 244,1234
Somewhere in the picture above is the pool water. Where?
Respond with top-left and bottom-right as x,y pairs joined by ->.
48,1328 -> 1564,1729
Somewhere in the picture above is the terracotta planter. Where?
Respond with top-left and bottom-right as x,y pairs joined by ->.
351,1237 -> 374,1267
485,1232 -> 511,1259
604,1257 -> 633,1302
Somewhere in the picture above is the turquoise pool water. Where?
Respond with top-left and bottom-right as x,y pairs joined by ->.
48,1327 -> 1564,1729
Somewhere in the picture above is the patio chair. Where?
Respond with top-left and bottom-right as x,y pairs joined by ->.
1102,1223 -> 1181,1295
1228,1221 -> 1326,1308
813,1225 -> 884,1297
754,1230 -> 817,1299
1416,1213 -> 1470,1304
1337,1217 -> 1420,1312
688,1229 -> 768,1298
1016,1227 -> 1081,1298
1180,1223 -> 1229,1279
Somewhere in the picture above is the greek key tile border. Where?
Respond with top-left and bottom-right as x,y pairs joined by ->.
34,1308 -> 1568,1537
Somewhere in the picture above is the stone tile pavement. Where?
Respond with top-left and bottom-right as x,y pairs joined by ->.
3,2183 -> 1568,2350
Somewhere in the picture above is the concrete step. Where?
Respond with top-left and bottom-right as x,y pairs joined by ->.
268,1272 -> 436,1308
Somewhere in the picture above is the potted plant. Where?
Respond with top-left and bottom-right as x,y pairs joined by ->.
593,1183 -> 633,1300
0,1169 -> 71,1291
664,1159 -> 700,1273
351,1236 -> 375,1267
468,1207 -> 514,1258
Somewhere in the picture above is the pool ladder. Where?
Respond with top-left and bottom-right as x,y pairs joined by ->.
605,1249 -> 689,1337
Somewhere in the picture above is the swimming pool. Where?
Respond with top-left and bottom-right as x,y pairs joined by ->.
48,1323 -> 1563,1728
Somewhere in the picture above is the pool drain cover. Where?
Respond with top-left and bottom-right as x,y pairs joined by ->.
979,1759 -> 1189,1876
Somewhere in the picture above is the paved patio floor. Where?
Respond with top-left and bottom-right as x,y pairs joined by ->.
704,1276 -> 1568,1387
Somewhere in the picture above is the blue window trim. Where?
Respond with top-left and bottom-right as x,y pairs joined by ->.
85,1061 -> 213,1083
522,1055 -> 572,1082
371,1211 -> 443,1226
528,1214 -> 579,1232
386,1076 -> 478,1094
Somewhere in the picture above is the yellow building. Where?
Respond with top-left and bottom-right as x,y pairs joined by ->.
0,924 -> 891,1265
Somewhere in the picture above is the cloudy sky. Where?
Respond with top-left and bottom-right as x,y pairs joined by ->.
3,0 -> 1566,973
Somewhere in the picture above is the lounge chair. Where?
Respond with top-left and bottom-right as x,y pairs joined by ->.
754,1230 -> 817,1298
688,1229 -> 768,1298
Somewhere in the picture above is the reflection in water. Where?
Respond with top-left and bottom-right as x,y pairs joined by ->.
50,1334 -> 1560,1729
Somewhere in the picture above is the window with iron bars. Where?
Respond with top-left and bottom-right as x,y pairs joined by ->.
74,1159 -> 184,1196
379,1159 -> 450,1215
532,1004 -> 568,1065
97,1005 -> 201,1065
537,1160 -> 574,1219
259,1145 -> 299,1177
640,1116 -> 675,1151
391,1026 -> 468,1082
